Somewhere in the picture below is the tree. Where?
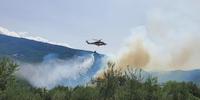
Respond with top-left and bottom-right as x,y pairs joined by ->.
49,86 -> 71,100
0,57 -> 18,91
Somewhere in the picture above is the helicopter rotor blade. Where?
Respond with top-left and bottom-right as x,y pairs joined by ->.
92,39 -> 102,41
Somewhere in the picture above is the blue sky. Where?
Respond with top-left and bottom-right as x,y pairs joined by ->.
0,0 -> 154,54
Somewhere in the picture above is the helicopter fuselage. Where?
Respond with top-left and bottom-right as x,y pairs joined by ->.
86,40 -> 106,46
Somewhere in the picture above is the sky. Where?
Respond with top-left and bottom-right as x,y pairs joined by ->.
0,0 -> 200,71
0,0 -> 153,54
0,0 -> 199,56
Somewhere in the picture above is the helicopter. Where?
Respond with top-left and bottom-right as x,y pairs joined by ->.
86,39 -> 107,47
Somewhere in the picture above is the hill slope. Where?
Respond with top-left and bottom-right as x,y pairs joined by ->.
0,34 -> 105,88
150,70 -> 200,83
0,34 -> 103,63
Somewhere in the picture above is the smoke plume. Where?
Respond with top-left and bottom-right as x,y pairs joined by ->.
117,0 -> 200,71
16,53 -> 98,89
118,39 -> 150,68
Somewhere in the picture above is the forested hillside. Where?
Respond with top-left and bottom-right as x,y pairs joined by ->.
1,58 -> 200,100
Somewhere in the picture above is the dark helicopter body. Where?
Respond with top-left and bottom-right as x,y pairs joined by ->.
86,40 -> 107,46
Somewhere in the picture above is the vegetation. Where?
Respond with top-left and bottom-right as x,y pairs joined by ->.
0,58 -> 200,100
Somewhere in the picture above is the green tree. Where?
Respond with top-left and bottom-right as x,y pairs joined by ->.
71,86 -> 98,100
49,86 -> 71,100
96,63 -> 121,100
0,58 -> 18,91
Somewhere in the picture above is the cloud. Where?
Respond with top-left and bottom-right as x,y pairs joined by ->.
0,27 -> 20,37
0,26 -> 70,47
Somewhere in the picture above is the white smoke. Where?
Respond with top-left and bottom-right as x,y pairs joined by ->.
16,54 -> 95,89
117,0 -> 200,71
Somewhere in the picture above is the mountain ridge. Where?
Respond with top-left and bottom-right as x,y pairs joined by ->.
0,33 -> 103,63
147,69 -> 200,83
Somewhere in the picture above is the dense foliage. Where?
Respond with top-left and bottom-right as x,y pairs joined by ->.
0,58 -> 200,100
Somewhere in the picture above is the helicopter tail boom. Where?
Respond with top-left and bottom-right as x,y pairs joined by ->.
86,40 -> 92,44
